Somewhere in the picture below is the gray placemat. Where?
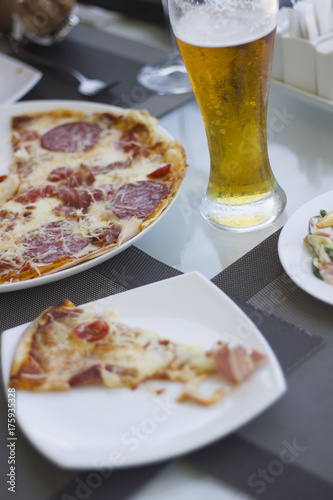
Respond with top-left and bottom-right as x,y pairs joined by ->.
210,229 -> 333,494
0,242 -> 328,500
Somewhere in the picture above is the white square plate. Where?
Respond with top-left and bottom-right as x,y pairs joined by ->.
1,272 -> 286,469
0,52 -> 42,105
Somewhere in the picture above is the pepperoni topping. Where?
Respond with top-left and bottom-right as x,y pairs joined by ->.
15,362 -> 44,377
15,161 -> 33,178
41,122 -> 102,152
0,175 -> 7,183
147,164 -> 171,179
72,320 -> 110,342
91,224 -> 122,247
69,365 -> 102,387
90,187 -> 107,201
52,204 -> 78,217
58,187 -> 93,212
47,166 -> 75,182
98,112 -> 119,125
108,181 -> 170,220
213,344 -> 264,383
20,261 -> 32,273
57,185 -> 110,213
14,186 -> 56,205
22,221 -> 89,263
68,165 -> 95,187
91,160 -> 131,175
0,210 -> 8,221
49,307 -> 84,323
117,124 -> 149,157
12,115 -> 34,129
18,130 -> 39,142
0,260 -> 12,271
0,210 -> 17,232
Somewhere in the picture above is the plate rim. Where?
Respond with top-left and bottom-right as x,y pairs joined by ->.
278,189 -> 333,305
1,271 -> 287,469
0,99 -> 182,293
0,53 -> 42,105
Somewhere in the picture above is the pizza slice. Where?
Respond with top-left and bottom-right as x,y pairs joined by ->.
9,299 -> 266,405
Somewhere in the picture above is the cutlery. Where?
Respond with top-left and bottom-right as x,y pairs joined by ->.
12,48 -> 121,97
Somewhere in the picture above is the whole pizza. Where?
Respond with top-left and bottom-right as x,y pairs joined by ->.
0,107 -> 187,284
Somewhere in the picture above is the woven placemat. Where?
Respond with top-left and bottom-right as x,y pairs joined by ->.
0,239 -> 330,500
208,229 -> 333,497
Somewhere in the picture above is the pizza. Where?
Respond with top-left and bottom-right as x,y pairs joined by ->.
0,107 -> 187,284
8,299 -> 266,405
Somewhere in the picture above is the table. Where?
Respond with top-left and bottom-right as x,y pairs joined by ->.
1,7 -> 333,500
138,80 -> 333,278
128,60 -> 333,500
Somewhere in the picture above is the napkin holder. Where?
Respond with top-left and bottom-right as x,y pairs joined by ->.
272,7 -> 333,100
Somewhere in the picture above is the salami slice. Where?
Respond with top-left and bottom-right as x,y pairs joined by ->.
109,181 -> 170,220
58,187 -> 93,212
91,224 -> 122,246
41,122 -> 101,152
91,160 -> 131,175
22,221 -> 88,263
47,166 -> 75,182
73,320 -> 109,342
14,186 -> 56,205
69,365 -> 102,387
68,165 -> 95,187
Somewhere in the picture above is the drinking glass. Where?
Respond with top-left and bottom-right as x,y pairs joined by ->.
169,0 -> 286,231
137,0 -> 192,95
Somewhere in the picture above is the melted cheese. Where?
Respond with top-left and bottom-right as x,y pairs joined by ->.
0,174 -> 19,204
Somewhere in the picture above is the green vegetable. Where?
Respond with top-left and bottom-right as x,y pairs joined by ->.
307,235 -> 333,265
312,259 -> 324,280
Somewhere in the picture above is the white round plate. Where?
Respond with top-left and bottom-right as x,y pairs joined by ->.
278,190 -> 333,305
0,100 -> 182,293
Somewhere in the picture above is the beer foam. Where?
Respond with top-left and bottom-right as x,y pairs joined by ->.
172,3 -> 277,47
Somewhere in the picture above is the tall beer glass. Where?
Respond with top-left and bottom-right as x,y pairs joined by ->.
168,0 -> 286,231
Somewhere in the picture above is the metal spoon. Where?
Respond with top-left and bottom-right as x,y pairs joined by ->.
63,67 -> 121,96
13,48 -> 121,97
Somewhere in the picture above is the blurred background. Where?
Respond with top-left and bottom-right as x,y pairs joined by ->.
79,0 -> 293,24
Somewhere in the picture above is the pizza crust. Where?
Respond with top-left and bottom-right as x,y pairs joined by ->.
0,174 -> 20,205
9,299 -> 76,389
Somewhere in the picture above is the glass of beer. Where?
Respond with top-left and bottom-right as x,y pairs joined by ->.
168,0 -> 286,231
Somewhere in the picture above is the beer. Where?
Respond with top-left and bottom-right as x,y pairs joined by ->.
177,29 -> 276,205
170,1 -> 286,229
